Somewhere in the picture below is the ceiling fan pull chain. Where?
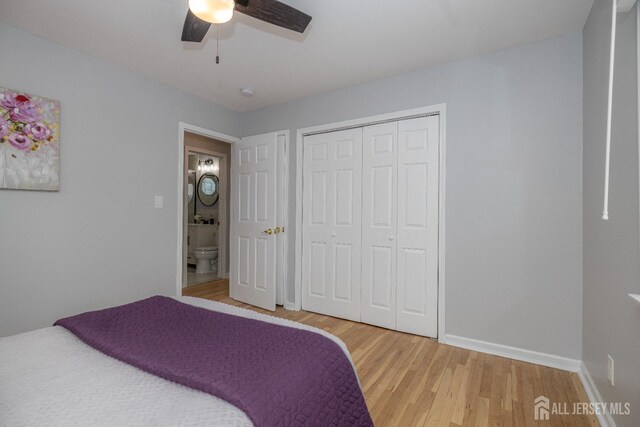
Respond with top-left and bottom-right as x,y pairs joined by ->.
216,25 -> 220,64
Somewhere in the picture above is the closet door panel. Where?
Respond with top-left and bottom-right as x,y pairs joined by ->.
309,242 -> 327,296
398,248 -> 427,313
333,243 -> 353,301
302,129 -> 362,321
396,116 -> 439,337
371,246 -> 393,307
335,169 -> 354,225
361,122 -> 397,329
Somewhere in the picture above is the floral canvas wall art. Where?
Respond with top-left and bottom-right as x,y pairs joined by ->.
0,88 -> 60,191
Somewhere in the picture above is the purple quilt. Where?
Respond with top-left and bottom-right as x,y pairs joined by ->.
54,296 -> 373,426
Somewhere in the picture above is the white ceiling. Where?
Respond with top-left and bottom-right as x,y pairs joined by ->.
0,0 -> 594,112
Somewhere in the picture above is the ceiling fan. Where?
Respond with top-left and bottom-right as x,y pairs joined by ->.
181,0 -> 312,43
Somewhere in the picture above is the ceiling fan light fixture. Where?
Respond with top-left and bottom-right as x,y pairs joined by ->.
188,0 -> 235,24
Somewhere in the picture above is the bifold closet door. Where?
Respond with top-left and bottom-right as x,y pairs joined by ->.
361,122 -> 398,330
302,129 -> 362,321
301,115 -> 439,337
396,116 -> 439,337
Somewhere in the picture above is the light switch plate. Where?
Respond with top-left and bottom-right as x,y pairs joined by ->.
154,195 -> 164,209
607,355 -> 615,386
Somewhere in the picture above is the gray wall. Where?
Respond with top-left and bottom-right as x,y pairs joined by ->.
243,34 -> 584,359
0,20 -> 586,361
583,2 -> 640,426
0,22 -> 242,337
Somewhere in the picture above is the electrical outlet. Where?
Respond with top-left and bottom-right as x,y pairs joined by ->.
607,355 -> 615,386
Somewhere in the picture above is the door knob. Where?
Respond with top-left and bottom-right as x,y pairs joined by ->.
263,228 -> 274,235
274,226 -> 284,234
388,236 -> 394,241
332,232 -> 337,238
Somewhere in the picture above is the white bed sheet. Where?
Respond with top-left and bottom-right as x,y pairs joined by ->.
0,296 -> 357,427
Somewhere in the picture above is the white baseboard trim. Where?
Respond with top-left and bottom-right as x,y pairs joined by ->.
578,362 -> 616,427
443,334 -> 582,372
442,335 -> 620,426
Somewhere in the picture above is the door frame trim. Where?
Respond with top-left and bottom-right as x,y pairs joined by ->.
177,122 -> 240,297
294,104 -> 447,341
276,131 -> 290,306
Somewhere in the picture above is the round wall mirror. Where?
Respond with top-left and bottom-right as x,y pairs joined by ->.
197,173 -> 219,206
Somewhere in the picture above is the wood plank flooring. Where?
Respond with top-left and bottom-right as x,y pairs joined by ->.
183,280 -> 599,427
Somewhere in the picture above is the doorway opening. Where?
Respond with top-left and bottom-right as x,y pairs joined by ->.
185,149 -> 227,286
177,124 -> 290,312
177,123 -> 239,294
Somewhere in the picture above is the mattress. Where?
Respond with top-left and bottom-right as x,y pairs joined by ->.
0,296 -> 359,427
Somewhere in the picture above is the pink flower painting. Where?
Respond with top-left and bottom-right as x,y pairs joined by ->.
0,88 -> 60,191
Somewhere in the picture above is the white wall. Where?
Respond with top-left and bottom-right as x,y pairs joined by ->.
0,22 -> 242,337
243,33 -> 584,359
583,1 -> 640,426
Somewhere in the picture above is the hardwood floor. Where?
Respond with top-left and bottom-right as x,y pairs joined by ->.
183,280 -> 599,427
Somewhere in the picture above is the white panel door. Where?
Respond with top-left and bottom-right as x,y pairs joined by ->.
361,122 -> 398,329
302,129 -> 362,321
230,132 -> 278,311
396,116 -> 439,337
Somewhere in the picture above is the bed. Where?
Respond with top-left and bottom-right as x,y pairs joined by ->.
0,296 -> 373,426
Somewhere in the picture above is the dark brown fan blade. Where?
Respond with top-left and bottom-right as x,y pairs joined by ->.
235,0 -> 311,33
181,9 -> 212,42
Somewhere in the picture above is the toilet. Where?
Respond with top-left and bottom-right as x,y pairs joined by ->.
194,246 -> 218,274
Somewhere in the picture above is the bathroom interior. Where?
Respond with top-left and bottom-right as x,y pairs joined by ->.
185,149 -> 227,287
